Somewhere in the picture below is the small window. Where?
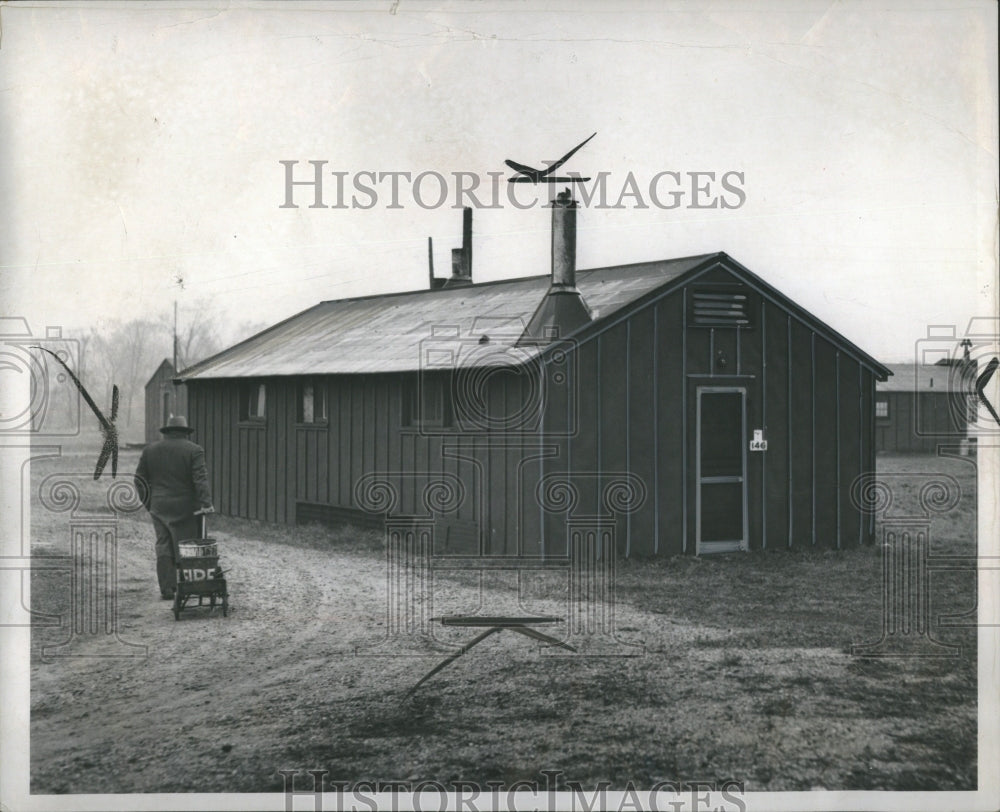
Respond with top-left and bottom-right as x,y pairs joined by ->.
876,400 -> 889,418
402,376 -> 452,428
240,382 -> 266,422
297,380 -> 327,424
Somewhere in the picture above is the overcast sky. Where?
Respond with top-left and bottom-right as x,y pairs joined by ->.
1,0 -> 997,361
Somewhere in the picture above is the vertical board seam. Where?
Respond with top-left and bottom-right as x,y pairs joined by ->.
625,321 -> 631,559
836,351 -> 841,549
787,315 -> 793,549
682,288 -> 688,553
858,363 -> 863,546
653,305 -> 659,554
811,333 -> 816,546
539,365 -> 546,558
710,327 -> 715,377
761,298 -> 767,550
596,335 -> 602,559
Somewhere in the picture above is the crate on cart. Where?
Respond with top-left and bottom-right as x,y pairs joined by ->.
173,514 -> 229,620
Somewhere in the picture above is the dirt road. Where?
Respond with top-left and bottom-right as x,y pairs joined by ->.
28,452 -> 977,794
31,514 -> 401,793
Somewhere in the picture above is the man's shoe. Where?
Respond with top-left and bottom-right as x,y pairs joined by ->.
161,592 -> 174,600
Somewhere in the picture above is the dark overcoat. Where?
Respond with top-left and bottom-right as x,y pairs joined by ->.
134,435 -> 213,548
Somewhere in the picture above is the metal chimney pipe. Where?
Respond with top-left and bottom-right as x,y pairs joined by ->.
516,188 -> 590,346
462,206 -> 473,281
442,207 -> 474,288
551,189 -> 577,288
427,236 -> 435,289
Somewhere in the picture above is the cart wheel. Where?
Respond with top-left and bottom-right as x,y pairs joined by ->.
222,595 -> 228,617
172,592 -> 181,621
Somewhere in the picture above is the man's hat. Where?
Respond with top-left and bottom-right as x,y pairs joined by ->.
160,415 -> 194,434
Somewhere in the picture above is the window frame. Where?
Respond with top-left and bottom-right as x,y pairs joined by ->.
401,373 -> 453,430
239,381 -> 267,424
296,378 -> 329,426
875,399 -> 890,419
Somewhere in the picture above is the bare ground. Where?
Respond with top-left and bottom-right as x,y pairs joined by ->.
28,450 -> 977,793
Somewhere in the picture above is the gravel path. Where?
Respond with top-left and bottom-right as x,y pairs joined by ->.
28,460 -> 977,794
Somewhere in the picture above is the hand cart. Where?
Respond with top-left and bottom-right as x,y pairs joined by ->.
173,513 -> 229,620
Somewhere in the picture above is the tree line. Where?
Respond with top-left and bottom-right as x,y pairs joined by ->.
40,300 -> 265,444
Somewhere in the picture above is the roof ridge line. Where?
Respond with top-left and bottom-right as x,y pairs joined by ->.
316,252 -> 722,306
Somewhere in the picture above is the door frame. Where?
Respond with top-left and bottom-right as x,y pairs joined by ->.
695,386 -> 749,554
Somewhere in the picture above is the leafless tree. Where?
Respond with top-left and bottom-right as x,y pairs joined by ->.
87,319 -> 167,429
164,299 -> 225,372
64,302 -> 268,442
164,300 -> 267,370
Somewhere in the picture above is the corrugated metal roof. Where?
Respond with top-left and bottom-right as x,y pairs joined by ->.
178,256 -> 713,379
178,252 -> 893,381
878,363 -> 974,393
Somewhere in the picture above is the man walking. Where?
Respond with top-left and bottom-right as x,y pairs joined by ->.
134,416 -> 214,599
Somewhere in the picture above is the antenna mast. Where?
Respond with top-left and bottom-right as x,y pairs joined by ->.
173,300 -> 178,371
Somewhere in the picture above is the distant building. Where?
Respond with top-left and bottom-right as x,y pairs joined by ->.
875,361 -> 976,453
144,359 -> 188,446
177,204 -> 890,555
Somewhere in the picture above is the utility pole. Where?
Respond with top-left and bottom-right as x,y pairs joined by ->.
173,300 -> 179,371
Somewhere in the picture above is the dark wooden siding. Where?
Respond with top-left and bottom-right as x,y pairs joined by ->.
762,303 -> 790,549
564,340 -> 607,555
655,293 -> 685,556
185,261 -> 882,557
533,265 -> 878,555
837,352 -> 860,548
812,339 -> 838,547
875,391 -> 963,453
599,329 -> 629,556
789,319 -> 814,547
741,303 -> 762,553
626,309 -> 656,556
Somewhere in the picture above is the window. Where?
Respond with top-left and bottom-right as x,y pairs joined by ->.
689,287 -> 752,328
402,375 -> 452,428
240,382 -> 266,422
876,400 -> 889,419
297,380 -> 327,424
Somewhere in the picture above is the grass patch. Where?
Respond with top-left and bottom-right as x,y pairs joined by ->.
27,450 -> 979,792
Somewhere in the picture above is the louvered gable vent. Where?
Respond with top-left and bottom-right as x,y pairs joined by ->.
690,287 -> 752,328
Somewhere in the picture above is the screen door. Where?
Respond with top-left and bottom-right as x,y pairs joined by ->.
696,388 -> 748,553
